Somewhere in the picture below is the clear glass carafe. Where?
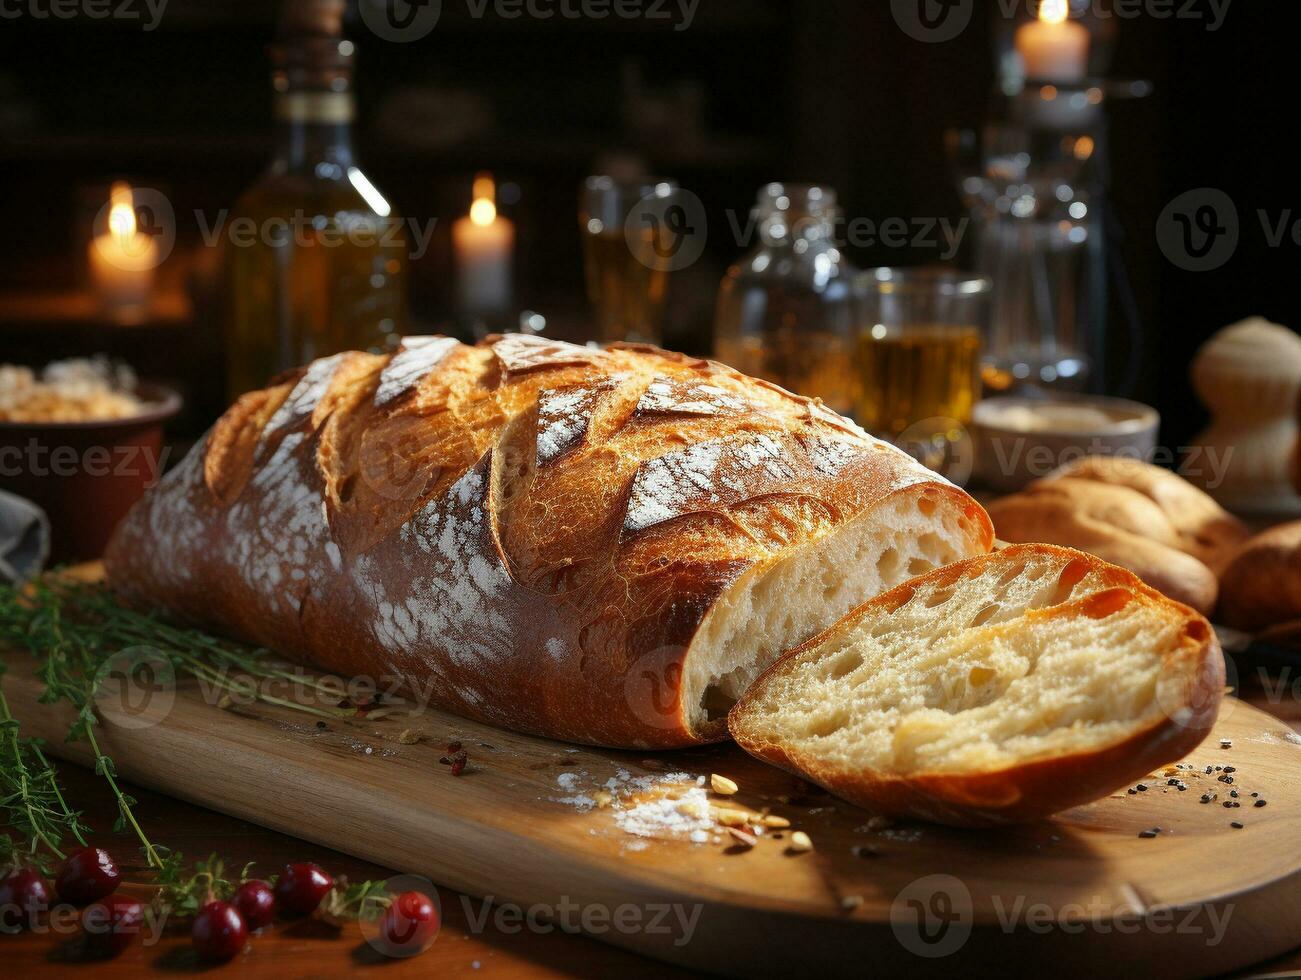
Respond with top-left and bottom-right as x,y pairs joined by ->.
713,184 -> 858,415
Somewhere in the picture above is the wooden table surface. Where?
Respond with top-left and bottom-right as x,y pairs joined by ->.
3,662 -> 1300,978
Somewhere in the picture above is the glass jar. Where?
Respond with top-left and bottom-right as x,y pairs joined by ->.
713,184 -> 858,415
853,268 -> 992,437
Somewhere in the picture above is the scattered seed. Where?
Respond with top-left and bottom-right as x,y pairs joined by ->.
762,815 -> 791,829
1220,739 -> 1233,749
788,831 -> 814,853
1138,829 -> 1158,838
396,729 -> 420,745
594,790 -> 614,809
711,774 -> 740,796
715,809 -> 751,828
677,800 -> 709,820
218,694 -> 233,710
1255,799 -> 1267,807
726,826 -> 758,848
1231,821 -> 1244,829
1223,766 -> 1236,773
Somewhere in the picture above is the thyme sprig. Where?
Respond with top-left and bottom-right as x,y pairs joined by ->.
0,575 -> 388,915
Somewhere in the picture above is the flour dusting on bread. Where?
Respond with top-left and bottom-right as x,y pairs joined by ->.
264,353 -> 346,435
375,336 -> 458,407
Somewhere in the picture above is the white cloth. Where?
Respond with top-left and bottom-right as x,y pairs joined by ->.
0,489 -> 49,583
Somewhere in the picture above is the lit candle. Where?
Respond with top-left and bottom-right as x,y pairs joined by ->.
452,172 -> 514,318
88,182 -> 158,320
1015,0 -> 1090,85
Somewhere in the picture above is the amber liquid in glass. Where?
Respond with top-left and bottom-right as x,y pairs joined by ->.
581,228 -> 668,345
223,96 -> 407,400
714,330 -> 860,417
855,325 -> 982,436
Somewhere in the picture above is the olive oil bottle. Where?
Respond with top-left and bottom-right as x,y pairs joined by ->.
223,1 -> 406,399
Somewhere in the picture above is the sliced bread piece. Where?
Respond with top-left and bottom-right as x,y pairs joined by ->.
727,544 -> 1224,827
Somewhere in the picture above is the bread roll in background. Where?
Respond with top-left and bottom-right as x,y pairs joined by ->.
1049,456 -> 1248,573
985,459 -> 1232,614
1218,520 -> 1301,631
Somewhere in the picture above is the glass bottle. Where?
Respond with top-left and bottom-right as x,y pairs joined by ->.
713,184 -> 858,415
223,9 -> 407,400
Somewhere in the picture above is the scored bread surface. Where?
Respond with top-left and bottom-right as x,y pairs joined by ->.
105,335 -> 993,748
728,545 -> 1223,825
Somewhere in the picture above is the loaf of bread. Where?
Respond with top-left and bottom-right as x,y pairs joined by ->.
105,335 -> 993,748
985,457 -> 1246,614
1048,457 -> 1249,572
1218,520 -> 1301,631
729,545 -> 1223,827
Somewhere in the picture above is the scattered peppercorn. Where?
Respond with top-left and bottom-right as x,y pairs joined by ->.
1255,799 -> 1268,808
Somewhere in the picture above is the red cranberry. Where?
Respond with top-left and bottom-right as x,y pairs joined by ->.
273,863 -> 333,917
55,847 -> 121,906
233,879 -> 276,930
191,901 -> 248,963
81,893 -> 144,957
379,890 -> 440,955
0,869 -> 51,931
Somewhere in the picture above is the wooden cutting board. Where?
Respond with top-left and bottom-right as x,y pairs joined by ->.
4,646 -> 1301,979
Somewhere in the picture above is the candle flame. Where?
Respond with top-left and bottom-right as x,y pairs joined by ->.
107,182 -> 137,240
470,171 -> 497,227
1039,0 -> 1069,25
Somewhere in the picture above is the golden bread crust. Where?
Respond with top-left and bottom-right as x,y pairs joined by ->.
105,334 -> 993,748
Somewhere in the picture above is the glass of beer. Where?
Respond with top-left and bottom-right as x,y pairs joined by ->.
853,268 -> 991,440
579,176 -> 678,346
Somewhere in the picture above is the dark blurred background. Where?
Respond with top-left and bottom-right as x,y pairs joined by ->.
0,0 -> 1295,447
